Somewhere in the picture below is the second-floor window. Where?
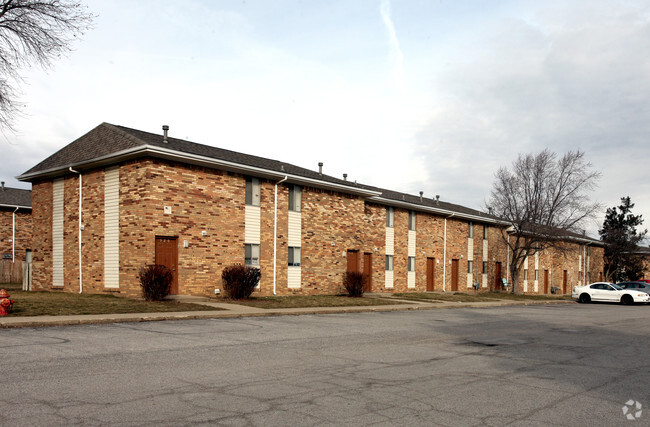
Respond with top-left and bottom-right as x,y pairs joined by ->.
289,185 -> 302,212
386,207 -> 394,227
245,177 -> 260,206
288,247 -> 301,267
408,211 -> 416,231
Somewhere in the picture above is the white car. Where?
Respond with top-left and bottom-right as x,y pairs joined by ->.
572,282 -> 650,305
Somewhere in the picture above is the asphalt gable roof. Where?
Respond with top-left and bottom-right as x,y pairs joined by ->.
17,122 -> 599,239
0,187 -> 31,209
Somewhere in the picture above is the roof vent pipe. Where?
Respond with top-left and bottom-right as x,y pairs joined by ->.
1,181 -> 4,191
419,191 -> 423,202
343,173 -> 348,181
435,195 -> 440,205
318,162 -> 323,175
488,206 -> 493,215
162,125 -> 169,143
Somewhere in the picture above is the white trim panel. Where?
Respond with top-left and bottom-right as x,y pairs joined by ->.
288,266 -> 301,289
245,205 -> 261,244
52,179 -> 64,288
104,167 -> 120,288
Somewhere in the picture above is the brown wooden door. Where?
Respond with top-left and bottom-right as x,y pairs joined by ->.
544,270 -> 549,294
155,236 -> 178,294
451,259 -> 459,291
347,250 -> 360,273
363,252 -> 372,292
494,262 -> 502,290
563,270 -> 568,294
426,257 -> 435,291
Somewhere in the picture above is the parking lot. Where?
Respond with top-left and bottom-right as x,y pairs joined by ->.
2,303 -> 649,425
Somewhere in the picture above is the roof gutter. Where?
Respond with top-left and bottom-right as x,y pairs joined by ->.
0,204 -> 31,210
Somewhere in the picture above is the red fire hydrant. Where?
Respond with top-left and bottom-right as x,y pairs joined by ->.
0,289 -> 14,316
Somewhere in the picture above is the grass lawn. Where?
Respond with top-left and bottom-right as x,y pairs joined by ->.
224,294 -> 412,309
393,291 -> 572,303
0,283 -> 220,317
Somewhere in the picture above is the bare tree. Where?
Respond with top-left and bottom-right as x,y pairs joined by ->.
0,0 -> 93,129
488,149 -> 601,293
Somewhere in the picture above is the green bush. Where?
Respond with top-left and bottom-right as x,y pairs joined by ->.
222,264 -> 260,299
343,271 -> 365,297
138,264 -> 173,301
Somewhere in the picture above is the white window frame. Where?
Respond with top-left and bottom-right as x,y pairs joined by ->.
385,255 -> 394,271
245,177 -> 261,206
289,185 -> 302,212
408,256 -> 415,272
408,211 -> 416,231
245,243 -> 260,267
288,247 -> 301,267
386,207 -> 394,228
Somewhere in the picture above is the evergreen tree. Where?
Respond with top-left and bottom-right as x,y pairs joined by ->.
599,197 -> 647,282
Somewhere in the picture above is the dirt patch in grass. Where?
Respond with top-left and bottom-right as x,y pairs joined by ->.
0,283 -> 220,317
224,295 -> 412,309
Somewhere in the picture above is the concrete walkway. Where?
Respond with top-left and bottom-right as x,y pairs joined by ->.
0,295 -> 574,329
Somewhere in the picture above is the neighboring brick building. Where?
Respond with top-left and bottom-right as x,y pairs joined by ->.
18,123 -> 604,297
0,183 -> 32,262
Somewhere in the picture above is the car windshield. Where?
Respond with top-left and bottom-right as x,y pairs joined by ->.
611,284 -> 623,290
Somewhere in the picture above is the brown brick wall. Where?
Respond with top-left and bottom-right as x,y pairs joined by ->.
27,156 -> 607,297
31,181 -> 52,290
0,208 -> 32,262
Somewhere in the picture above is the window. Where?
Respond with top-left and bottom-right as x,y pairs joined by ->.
245,177 -> 261,206
289,185 -> 302,212
386,207 -> 394,228
245,244 -> 260,267
535,269 -> 539,280
468,260 -> 473,274
408,211 -> 416,231
483,224 -> 488,240
483,261 -> 487,274
468,222 -> 473,238
288,247 -> 301,267
385,255 -> 394,271
524,269 -> 528,280
408,256 -> 415,272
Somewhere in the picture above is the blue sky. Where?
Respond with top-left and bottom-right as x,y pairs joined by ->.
3,0 -> 650,237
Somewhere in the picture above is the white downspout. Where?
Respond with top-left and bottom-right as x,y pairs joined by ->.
69,167 -> 83,293
12,207 -> 18,262
443,213 -> 455,292
506,234 -> 510,285
273,176 -> 288,295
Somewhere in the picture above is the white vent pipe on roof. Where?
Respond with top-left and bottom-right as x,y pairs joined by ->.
162,125 -> 169,143
318,162 -> 323,175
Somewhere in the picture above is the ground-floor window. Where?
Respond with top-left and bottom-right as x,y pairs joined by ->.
245,244 -> 260,267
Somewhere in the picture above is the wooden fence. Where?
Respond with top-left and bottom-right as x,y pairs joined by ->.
0,259 -> 23,284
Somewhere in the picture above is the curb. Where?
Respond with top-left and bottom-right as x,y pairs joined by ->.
0,299 -> 574,329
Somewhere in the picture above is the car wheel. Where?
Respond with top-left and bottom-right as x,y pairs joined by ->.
579,293 -> 591,304
621,295 -> 633,305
